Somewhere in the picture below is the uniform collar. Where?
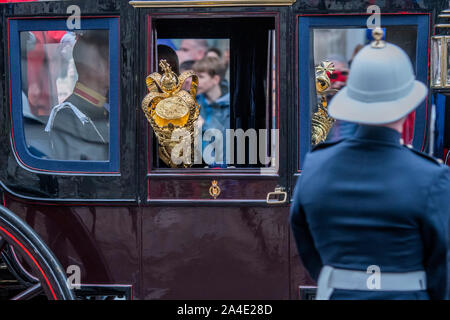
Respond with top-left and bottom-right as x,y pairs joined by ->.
353,125 -> 402,144
73,82 -> 107,108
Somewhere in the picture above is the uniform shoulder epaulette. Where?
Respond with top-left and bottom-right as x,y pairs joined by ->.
403,144 -> 443,166
311,139 -> 345,152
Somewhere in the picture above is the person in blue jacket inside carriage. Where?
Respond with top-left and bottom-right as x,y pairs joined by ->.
290,28 -> 450,300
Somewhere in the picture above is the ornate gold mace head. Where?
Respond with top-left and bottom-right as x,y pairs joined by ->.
141,59 -> 200,168
315,61 -> 335,93
311,60 -> 336,146
159,60 -> 178,93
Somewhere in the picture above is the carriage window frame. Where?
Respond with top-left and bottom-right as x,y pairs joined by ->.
8,17 -> 120,174
296,14 -> 430,172
146,14 -> 279,174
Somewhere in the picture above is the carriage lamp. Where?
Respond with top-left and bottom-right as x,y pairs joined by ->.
431,6 -> 450,89
431,36 -> 450,89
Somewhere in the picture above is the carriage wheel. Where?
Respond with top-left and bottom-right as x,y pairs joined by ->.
0,205 -> 74,300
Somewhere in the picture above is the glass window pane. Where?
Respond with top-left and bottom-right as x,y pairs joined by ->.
21,30 -> 110,161
311,27 -> 418,146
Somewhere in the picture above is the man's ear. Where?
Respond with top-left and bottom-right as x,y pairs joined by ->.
213,75 -> 221,85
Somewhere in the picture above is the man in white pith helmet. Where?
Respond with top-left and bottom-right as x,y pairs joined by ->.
290,28 -> 450,300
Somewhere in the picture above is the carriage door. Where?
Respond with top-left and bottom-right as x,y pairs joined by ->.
134,5 -> 292,299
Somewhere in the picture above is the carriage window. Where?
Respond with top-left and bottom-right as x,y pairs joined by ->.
149,18 -> 276,169
9,18 -> 119,173
21,30 -> 110,161
311,26 -> 417,146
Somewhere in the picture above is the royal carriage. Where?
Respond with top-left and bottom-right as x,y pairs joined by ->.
0,0 -> 448,300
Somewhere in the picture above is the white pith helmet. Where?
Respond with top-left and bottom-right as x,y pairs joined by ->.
328,28 -> 428,125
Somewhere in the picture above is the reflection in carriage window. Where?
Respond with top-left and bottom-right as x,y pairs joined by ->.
150,18 -> 276,169
312,26 -> 417,146
20,30 -> 110,161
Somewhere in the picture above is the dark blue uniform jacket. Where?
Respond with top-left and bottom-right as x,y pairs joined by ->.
290,125 -> 450,300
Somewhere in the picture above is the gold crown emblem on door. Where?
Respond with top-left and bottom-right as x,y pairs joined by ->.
209,180 -> 221,199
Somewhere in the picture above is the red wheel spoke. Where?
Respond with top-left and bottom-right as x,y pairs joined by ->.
10,283 -> 43,300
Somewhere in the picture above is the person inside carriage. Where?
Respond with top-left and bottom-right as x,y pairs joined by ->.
45,30 -> 110,161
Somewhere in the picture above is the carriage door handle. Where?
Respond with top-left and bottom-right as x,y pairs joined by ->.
266,187 -> 287,204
